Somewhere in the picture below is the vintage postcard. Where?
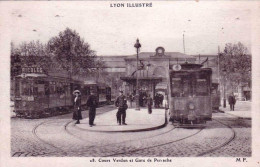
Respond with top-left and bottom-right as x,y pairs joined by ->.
0,1 -> 260,167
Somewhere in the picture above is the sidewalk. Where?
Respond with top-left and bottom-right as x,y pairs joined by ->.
76,108 -> 166,132
219,101 -> 251,119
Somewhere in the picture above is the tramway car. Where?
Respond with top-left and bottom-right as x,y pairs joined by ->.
14,72 -> 112,118
169,63 -> 212,126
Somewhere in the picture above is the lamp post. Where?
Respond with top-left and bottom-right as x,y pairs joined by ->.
223,68 -> 227,108
146,63 -> 151,77
134,38 -> 141,110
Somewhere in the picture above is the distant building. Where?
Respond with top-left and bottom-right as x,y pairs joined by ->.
99,49 -> 250,101
98,47 -> 196,104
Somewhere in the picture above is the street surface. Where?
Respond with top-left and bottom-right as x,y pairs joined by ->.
11,101 -> 251,157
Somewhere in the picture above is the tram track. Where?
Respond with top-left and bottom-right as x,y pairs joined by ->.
103,127 -> 204,157
70,125 -> 177,148
32,119 -> 68,156
102,117 -> 236,157
196,118 -> 236,156
64,120 -> 96,143
30,116 -> 237,157
30,106 -> 116,156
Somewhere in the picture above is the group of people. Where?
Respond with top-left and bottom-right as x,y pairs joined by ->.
72,90 -> 98,126
154,93 -> 164,108
72,90 -> 130,126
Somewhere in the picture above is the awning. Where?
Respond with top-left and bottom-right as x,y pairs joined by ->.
155,83 -> 168,89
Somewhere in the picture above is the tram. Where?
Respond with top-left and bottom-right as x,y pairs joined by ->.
14,72 -> 112,119
169,63 -> 212,126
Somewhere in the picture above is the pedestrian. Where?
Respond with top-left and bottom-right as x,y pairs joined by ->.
154,94 -> 157,108
147,94 -> 153,114
115,90 -> 128,125
129,93 -> 134,108
228,92 -> 236,111
87,90 -> 98,127
72,90 -> 82,124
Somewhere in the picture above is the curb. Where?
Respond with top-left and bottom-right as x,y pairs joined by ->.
75,121 -> 167,133
213,109 -> 224,113
74,108 -> 168,133
219,110 -> 251,120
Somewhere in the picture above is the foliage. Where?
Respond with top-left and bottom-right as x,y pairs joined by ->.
219,42 -> 251,90
11,28 -> 102,80
47,28 -> 98,76
10,41 -> 51,78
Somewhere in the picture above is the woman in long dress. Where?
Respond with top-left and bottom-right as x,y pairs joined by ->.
72,90 -> 82,124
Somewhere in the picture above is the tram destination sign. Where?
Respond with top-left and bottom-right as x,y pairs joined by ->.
172,64 -> 181,71
22,66 -> 43,74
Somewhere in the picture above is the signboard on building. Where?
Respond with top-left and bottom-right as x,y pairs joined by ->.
22,66 -> 43,74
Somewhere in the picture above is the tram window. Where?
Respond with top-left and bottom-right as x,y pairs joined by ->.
196,79 -> 208,95
56,85 -> 64,94
49,85 -> 56,94
38,84 -> 45,96
100,89 -> 106,94
21,81 -> 31,96
183,78 -> 191,96
15,81 -> 20,96
33,86 -> 38,96
83,87 -> 90,95
171,78 -> 182,97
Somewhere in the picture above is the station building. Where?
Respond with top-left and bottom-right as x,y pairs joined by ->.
99,46 -> 251,101
99,47 -> 197,102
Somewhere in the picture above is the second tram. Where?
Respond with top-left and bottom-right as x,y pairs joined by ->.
169,63 -> 212,125
14,73 -> 112,119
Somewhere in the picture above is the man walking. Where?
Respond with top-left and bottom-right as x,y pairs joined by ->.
115,90 -> 128,125
228,92 -> 236,111
87,91 -> 98,127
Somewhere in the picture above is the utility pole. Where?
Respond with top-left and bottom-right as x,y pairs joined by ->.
218,46 -> 220,84
183,33 -> 186,54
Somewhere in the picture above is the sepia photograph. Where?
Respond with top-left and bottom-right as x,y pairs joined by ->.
1,1 -> 260,167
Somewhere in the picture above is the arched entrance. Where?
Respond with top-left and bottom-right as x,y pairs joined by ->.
153,66 -> 168,107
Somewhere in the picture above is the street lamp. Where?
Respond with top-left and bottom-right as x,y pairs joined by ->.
134,38 -> 141,110
146,63 -> 151,77
223,68 -> 227,108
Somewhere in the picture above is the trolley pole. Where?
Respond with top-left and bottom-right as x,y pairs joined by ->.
134,39 -> 141,110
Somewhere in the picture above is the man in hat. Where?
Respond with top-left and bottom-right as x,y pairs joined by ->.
228,92 -> 236,111
87,90 -> 98,127
115,90 -> 128,125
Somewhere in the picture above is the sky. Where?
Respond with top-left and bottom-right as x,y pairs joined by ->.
8,1 -> 252,56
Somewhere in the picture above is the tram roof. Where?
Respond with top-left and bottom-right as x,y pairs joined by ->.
16,73 -> 48,78
120,76 -> 163,82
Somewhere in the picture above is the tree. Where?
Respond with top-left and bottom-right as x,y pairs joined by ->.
219,42 -> 251,92
16,40 -> 47,57
10,41 -> 51,78
47,28 -> 98,78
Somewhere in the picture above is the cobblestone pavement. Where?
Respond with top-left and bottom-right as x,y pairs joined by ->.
11,105 -> 251,157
